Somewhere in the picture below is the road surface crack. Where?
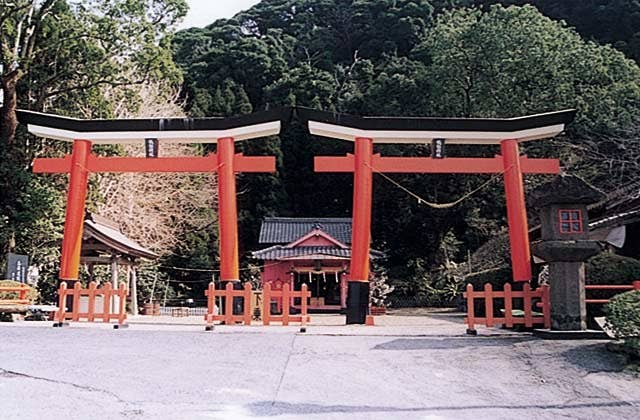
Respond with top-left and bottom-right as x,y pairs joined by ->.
0,367 -> 128,405
271,334 -> 297,406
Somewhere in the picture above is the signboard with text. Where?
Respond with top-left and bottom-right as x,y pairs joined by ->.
6,253 -> 28,283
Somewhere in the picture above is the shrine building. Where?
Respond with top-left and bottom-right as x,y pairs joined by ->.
251,218 -> 383,313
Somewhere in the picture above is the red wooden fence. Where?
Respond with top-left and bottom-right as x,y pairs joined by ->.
204,282 -> 311,329
205,282 -> 253,329
0,284 -> 31,305
464,283 -> 550,334
585,280 -> 640,304
56,282 -> 128,327
263,283 -> 311,327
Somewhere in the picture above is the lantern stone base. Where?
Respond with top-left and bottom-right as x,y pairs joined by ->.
532,241 -> 601,331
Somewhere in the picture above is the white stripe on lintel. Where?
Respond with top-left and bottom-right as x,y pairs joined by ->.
27,121 -> 281,144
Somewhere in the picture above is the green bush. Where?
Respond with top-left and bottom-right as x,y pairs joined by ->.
585,253 -> 640,318
586,253 -> 640,285
605,290 -> 640,353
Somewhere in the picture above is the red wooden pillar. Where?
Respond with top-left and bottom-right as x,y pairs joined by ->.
347,137 -> 374,324
59,140 -> 91,282
217,137 -> 240,283
217,137 -> 242,319
501,139 -> 532,282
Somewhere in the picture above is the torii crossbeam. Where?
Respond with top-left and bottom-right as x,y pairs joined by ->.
300,108 -> 577,324
19,109 -> 286,291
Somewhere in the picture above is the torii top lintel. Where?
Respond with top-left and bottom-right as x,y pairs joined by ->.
16,108 -> 288,144
18,106 -> 576,145
297,108 -> 576,144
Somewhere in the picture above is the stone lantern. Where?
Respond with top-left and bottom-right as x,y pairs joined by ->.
530,175 -> 605,332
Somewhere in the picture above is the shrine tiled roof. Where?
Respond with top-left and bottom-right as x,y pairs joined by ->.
258,217 -> 352,244
251,245 -> 384,260
83,213 -> 158,259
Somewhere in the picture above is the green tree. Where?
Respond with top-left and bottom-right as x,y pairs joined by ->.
463,1 -> 640,63
1,0 -> 187,299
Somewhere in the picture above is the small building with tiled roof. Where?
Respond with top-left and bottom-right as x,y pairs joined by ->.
252,217 -> 382,313
81,213 -> 158,315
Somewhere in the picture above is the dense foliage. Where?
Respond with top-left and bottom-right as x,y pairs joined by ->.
606,291 -> 640,354
587,253 -> 640,286
471,1 -> 640,63
173,0 -> 640,301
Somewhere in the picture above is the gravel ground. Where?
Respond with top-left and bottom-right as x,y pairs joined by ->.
0,319 -> 638,420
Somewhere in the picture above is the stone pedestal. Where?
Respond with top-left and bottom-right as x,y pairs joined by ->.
548,261 -> 585,330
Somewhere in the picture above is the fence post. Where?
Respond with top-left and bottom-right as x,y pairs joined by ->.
300,284 -> 308,331
263,283 -> 271,326
118,283 -> 127,326
205,282 -> 215,330
224,282 -> 233,325
56,282 -> 68,326
541,284 -> 551,329
243,282 -> 252,325
72,282 -> 81,322
523,283 -> 533,328
282,283 -> 290,326
465,284 -> 476,335
504,283 -> 513,328
102,283 -> 112,323
88,282 -> 97,322
484,283 -> 494,327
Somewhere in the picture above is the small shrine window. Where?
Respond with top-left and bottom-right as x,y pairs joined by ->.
558,209 -> 583,233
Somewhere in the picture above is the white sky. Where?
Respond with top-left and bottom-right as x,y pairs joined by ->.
179,0 -> 262,29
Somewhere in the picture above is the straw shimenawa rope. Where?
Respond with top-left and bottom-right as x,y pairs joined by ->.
368,163 -> 513,209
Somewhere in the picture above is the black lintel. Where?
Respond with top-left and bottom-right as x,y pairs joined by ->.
16,107 -> 293,133
295,107 -> 576,133
15,106 -> 576,134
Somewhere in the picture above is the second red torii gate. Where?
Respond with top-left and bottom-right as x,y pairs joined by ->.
19,109 -> 285,290
300,108 -> 576,324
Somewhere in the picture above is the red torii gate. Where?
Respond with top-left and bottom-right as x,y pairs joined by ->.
300,108 -> 576,324
18,109 -> 284,292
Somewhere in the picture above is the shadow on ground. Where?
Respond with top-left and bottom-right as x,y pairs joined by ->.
561,343 -> 627,373
246,399 -> 640,417
371,336 -> 534,350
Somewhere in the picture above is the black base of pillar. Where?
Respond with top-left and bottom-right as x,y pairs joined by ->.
113,324 -> 129,330
61,279 -> 78,312
346,282 -> 369,325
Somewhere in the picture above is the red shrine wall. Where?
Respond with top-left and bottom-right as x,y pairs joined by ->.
261,260 -> 292,288
260,259 -> 350,310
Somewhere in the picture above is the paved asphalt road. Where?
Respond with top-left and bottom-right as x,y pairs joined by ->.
0,324 -> 639,419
